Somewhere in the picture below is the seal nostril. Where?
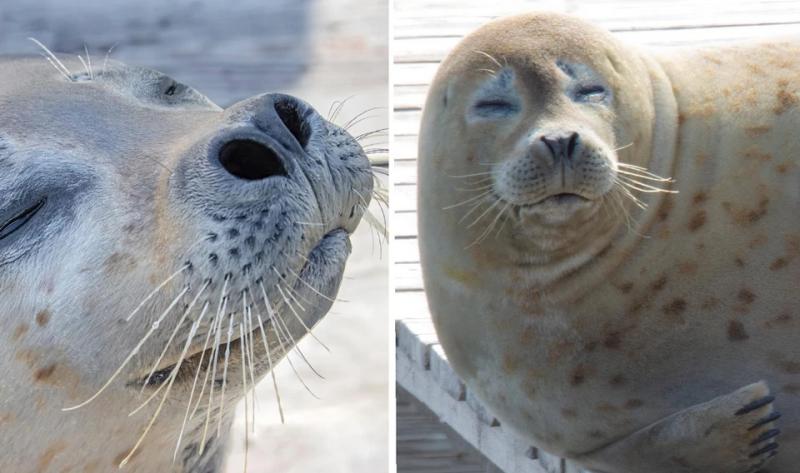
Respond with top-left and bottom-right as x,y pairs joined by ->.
218,139 -> 287,180
274,100 -> 311,149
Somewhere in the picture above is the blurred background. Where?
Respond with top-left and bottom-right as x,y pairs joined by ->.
0,0 -> 388,471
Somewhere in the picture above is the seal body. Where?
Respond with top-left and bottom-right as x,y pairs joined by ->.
419,13 -> 799,473
0,55 -> 373,472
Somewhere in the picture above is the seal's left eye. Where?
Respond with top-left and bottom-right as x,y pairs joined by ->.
0,199 -> 46,241
575,85 -> 607,102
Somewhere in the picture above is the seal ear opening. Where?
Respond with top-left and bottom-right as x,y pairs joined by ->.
218,139 -> 287,181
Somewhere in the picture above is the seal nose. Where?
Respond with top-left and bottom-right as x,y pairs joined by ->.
217,94 -> 317,181
218,139 -> 288,180
273,94 -> 312,149
541,132 -> 580,162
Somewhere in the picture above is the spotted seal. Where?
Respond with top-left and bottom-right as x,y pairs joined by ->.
418,12 -> 799,473
0,48 -> 376,473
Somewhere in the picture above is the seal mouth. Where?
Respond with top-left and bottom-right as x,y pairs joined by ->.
528,193 -> 590,207
131,227 -> 350,388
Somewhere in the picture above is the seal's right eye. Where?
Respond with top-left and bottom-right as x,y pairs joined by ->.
472,99 -> 519,118
0,199 -> 46,241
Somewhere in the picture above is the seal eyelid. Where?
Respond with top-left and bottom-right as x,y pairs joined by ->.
0,198 -> 46,241
574,84 -> 609,103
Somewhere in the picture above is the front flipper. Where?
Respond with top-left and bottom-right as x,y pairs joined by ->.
576,381 -> 780,473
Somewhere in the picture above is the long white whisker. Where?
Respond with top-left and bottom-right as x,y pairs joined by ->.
119,297 -> 207,468
252,293 -> 285,423
62,284 -> 189,411
28,38 -> 74,81
173,301 -> 213,462
274,284 -> 329,352
215,313 -> 235,437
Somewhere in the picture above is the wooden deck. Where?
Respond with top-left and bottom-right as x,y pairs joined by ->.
392,1 -> 800,472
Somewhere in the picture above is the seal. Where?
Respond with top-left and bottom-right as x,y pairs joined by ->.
0,48 -> 376,473
418,12 -> 800,473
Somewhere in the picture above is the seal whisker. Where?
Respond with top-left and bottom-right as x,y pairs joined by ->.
269,301 -> 322,398
443,190 -> 493,210
354,127 -> 388,141
120,297 -> 209,468
62,283 -> 189,411
199,275 -> 230,455
616,169 -> 675,183
238,321 -> 249,473
274,309 -> 326,379
215,312 -> 236,438
28,38 -> 74,82
327,95 -> 355,123
125,264 -> 191,322
272,282 -> 330,352
342,106 -> 386,130
617,175 -> 678,194
101,42 -> 118,77
138,280 -> 210,395
242,299 -> 258,430
466,201 -> 509,248
174,301 -> 215,463
253,288 -> 286,423
473,49 -> 503,69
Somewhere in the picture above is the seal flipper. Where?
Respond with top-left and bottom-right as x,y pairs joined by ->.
575,381 -> 780,473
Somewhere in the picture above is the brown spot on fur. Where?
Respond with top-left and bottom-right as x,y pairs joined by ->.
104,252 -> 137,275
695,152 -> 711,165
692,192 -> 708,205
547,339 -> 575,364
662,298 -> 687,322
618,282 -> 634,294
595,402 -> 618,413
603,331 -> 623,350
745,125 -> 771,137
744,147 -> 772,162
727,321 -> 749,341
502,353 -> 520,374
765,312 -> 793,329
588,430 -> 607,439
734,256 -> 746,268
770,257 -> 788,270
678,261 -> 698,274
12,322 -> 29,341
609,374 -> 627,387
776,162 -> 791,174
724,197 -> 769,226
701,296 -> 720,310
688,210 -> 706,231
0,412 -> 14,426
37,441 -> 68,472
779,360 -> 800,374
35,309 -> 50,327
519,325 -> 537,345
570,364 -> 592,386
775,79 -> 799,114
748,234 -> 769,249
656,196 -> 673,221
34,363 -> 57,382
624,399 -> 644,409
650,275 -> 668,292
560,407 -> 578,419
113,447 -> 141,468
738,288 -> 756,304
783,383 -> 800,395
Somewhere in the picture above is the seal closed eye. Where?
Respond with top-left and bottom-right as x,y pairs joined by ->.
0,198 -> 45,241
